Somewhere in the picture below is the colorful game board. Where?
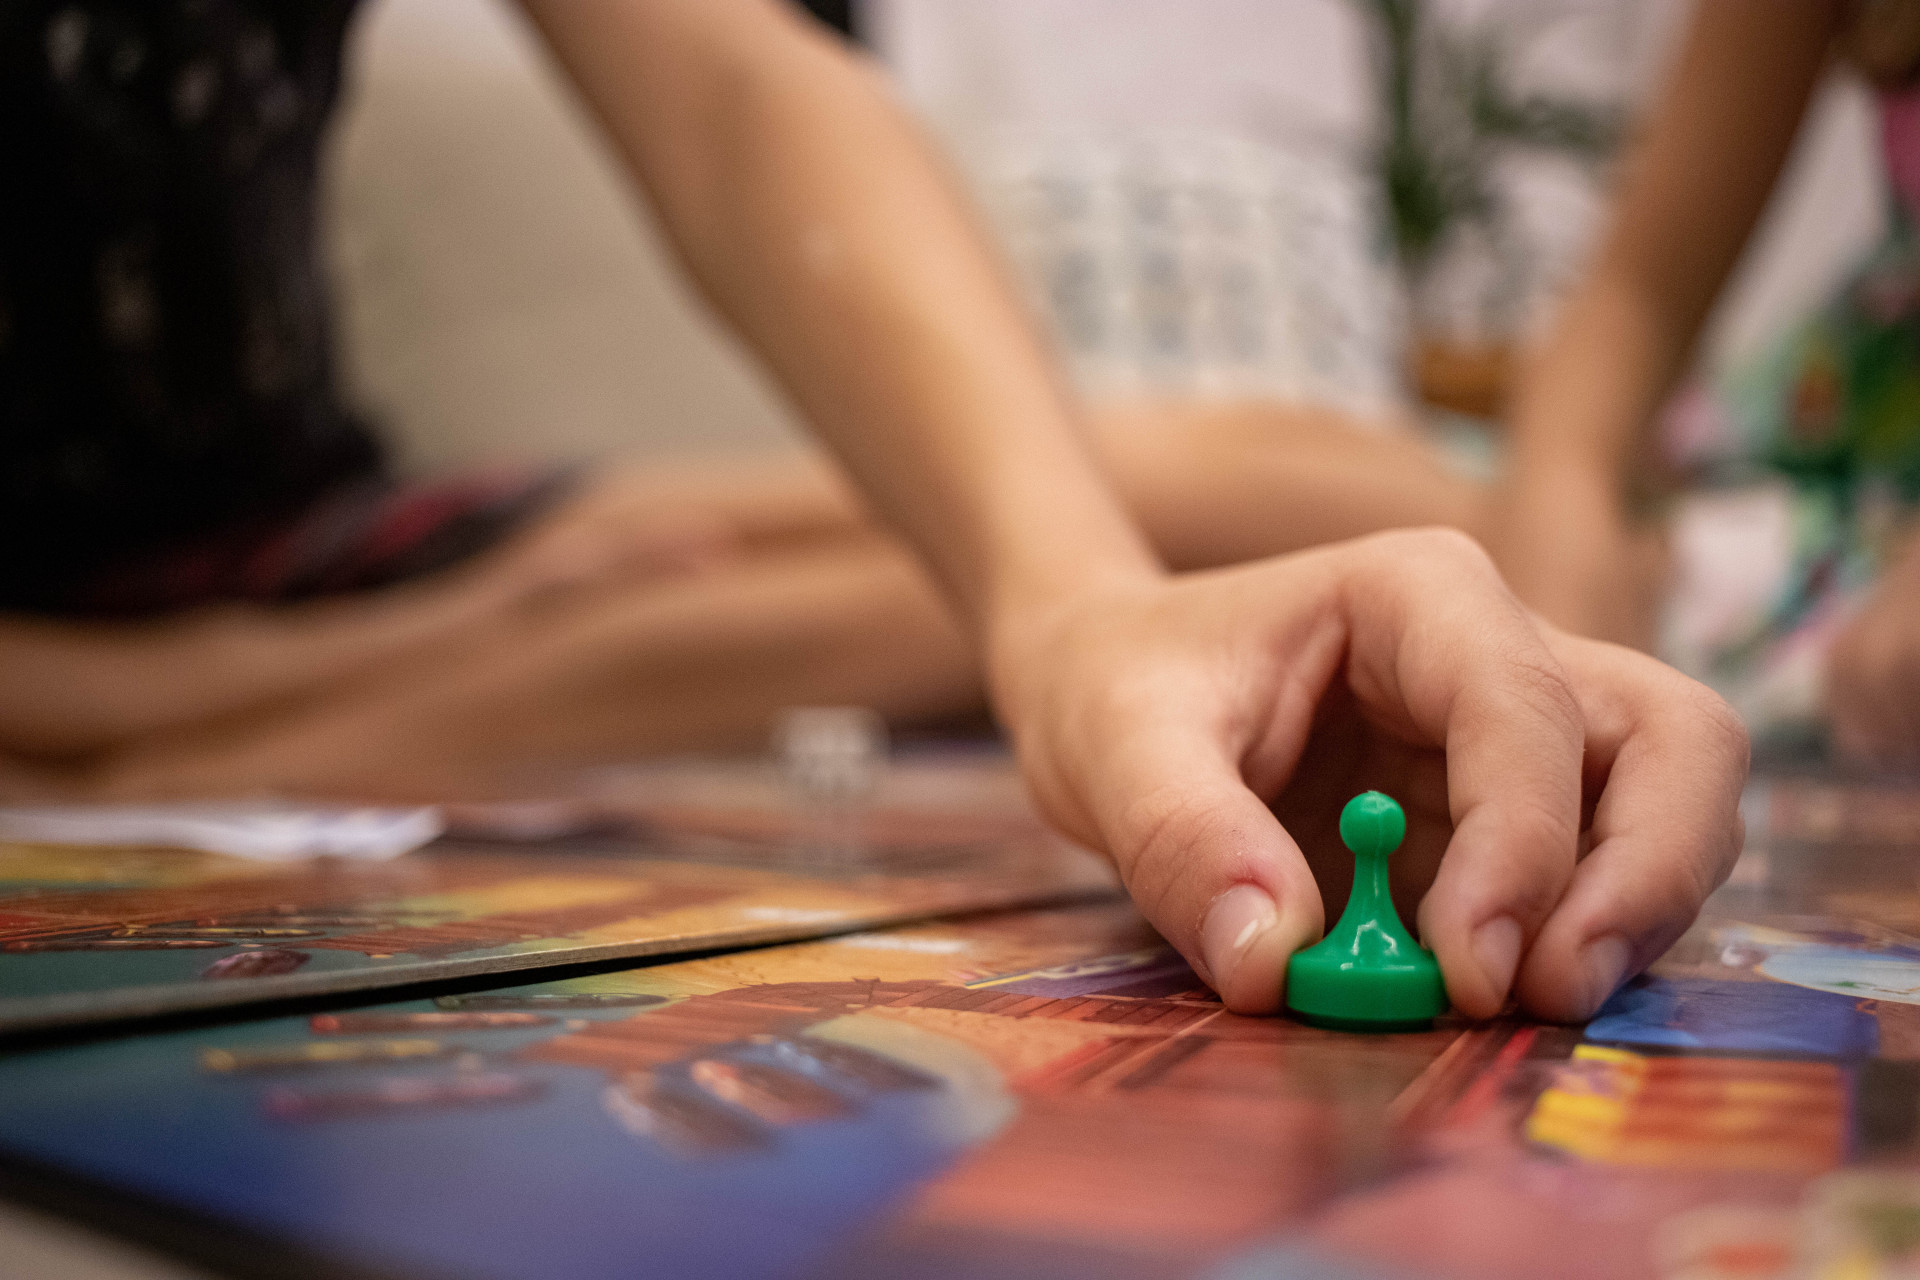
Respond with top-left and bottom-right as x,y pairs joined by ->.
0,756 -> 1115,1034
6,772 -> 1920,1279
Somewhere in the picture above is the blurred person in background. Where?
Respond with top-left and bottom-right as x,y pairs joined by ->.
0,0 -> 1751,1021
5,0 -> 1505,798
0,0 -> 1570,795
77,0 -> 1664,796
1486,0 -> 1920,759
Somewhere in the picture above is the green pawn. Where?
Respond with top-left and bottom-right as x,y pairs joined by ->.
1285,791 -> 1449,1031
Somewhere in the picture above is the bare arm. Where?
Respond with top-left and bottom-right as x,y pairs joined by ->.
1493,0 -> 1841,642
505,0 -> 1749,1023
517,0 -> 1157,651
1510,0 -> 1839,479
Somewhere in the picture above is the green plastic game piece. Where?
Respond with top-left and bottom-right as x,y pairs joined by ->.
1284,791 -> 1449,1031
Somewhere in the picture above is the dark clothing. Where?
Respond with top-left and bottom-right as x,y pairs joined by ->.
0,0 -> 853,613
0,0 -> 385,611
66,464 -> 578,614
798,0 -> 858,40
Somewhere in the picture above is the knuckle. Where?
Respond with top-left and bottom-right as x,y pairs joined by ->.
1408,524 -> 1493,563
1707,696 -> 1751,770
1664,843 -> 1725,909
1616,650 -> 1749,766
1681,684 -> 1750,770
1368,526 -> 1499,578
1616,825 -> 1734,919
1113,786 -> 1234,923
1485,648 -> 1585,739
1498,805 -> 1581,918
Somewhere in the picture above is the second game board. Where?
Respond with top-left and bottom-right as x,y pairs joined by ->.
0,756 -> 1114,1034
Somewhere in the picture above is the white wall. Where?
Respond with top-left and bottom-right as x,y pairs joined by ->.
322,0 -> 806,472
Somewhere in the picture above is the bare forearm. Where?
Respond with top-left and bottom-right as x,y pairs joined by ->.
1507,0 -> 1839,483
1508,274 -> 1697,481
1093,403 -> 1487,568
520,0 -> 1158,652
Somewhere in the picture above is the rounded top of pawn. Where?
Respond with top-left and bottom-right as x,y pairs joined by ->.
1340,791 -> 1406,859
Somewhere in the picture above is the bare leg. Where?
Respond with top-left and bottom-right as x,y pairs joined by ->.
0,584 -> 576,759
0,455 -> 869,759
86,542 -> 979,800
45,401 -> 1495,799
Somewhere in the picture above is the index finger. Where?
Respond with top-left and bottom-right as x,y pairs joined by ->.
1512,634 -> 1749,1021
1340,530 -> 1588,1019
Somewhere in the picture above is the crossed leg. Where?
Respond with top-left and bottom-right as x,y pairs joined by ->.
15,400 -> 1492,800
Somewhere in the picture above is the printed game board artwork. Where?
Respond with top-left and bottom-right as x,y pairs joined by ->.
8,773 -> 1920,1279
6,854 -> 1920,1280
0,901 -> 1460,1280
0,757 -> 1115,1034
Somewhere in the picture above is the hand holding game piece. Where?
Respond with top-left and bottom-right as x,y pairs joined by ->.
524,4 -> 1749,1028
991,529 -> 1750,1023
1285,792 -> 1449,1031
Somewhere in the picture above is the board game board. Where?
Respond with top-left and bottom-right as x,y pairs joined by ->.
0,756 -> 1114,1035
4,771 -> 1920,1279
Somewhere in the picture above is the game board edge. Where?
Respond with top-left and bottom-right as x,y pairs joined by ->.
0,884 -> 1123,1040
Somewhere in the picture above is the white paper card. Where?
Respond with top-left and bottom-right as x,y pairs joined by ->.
0,803 -> 444,862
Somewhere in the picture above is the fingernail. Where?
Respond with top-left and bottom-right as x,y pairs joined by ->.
1579,935 -> 1633,1015
1471,916 -> 1522,1008
1200,884 -> 1279,996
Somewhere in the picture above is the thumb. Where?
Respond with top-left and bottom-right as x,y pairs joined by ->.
1095,730 -> 1325,1013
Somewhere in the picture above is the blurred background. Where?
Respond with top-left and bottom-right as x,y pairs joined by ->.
326,0 -> 1877,471
316,0 -> 1892,743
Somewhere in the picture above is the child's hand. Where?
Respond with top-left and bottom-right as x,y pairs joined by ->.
1829,526 -> 1920,761
989,528 -> 1747,1022
1483,468 -> 1666,652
